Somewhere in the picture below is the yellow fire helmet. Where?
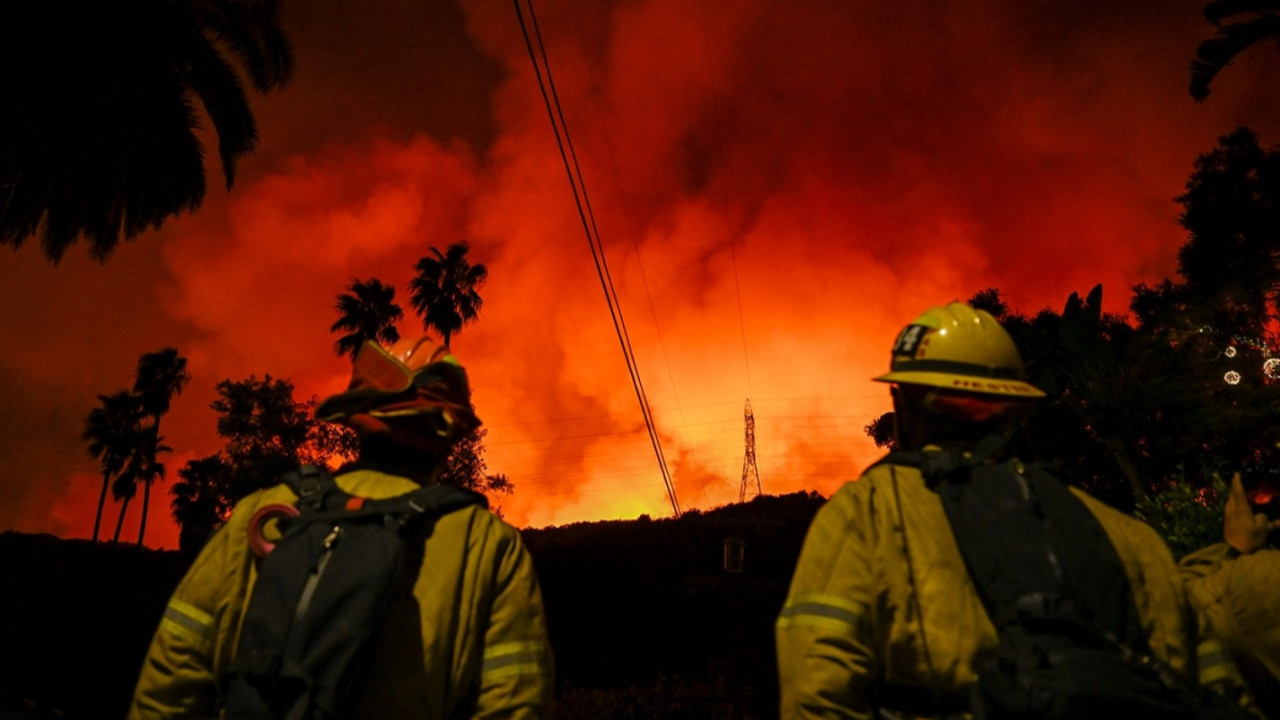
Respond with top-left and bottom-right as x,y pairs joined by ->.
873,302 -> 1046,398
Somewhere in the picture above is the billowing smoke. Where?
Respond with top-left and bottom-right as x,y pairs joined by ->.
1,0 -> 1278,544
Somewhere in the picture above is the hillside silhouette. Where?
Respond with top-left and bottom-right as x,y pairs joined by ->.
0,491 -> 825,720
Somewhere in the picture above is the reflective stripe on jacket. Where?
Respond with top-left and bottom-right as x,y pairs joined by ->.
777,461 -> 1209,720
128,468 -> 553,720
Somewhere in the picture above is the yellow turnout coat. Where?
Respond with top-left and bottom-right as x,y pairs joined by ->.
777,459 -> 1238,720
1182,544 -> 1280,716
129,468 -> 553,720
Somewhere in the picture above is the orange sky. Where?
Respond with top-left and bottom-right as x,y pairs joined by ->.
3,0 -> 1280,549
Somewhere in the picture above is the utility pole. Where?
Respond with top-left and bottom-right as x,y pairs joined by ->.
740,399 -> 762,502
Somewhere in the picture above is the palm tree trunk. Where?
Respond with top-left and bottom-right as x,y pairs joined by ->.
113,495 -> 131,543
136,416 -> 163,547
137,476 -> 152,547
92,471 -> 110,542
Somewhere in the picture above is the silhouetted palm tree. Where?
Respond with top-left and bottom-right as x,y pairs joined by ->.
1190,0 -> 1280,100
112,426 -> 170,545
171,454 -> 233,553
410,242 -> 488,346
134,348 -> 190,420
131,348 -> 189,545
331,277 -> 404,358
82,391 -> 144,542
0,0 -> 294,262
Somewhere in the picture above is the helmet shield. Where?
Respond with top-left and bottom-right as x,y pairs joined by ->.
873,303 -> 1045,398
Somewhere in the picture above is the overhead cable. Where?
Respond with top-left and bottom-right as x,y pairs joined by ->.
512,0 -> 681,517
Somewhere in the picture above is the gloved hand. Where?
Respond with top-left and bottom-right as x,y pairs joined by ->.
1224,472 -> 1280,555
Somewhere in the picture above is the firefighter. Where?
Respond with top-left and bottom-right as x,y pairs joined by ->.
1181,471 -> 1280,717
776,302 -> 1244,719
128,338 -> 552,719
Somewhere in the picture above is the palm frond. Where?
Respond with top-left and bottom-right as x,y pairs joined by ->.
0,0 -> 292,262
185,36 -> 258,188
410,242 -> 487,345
134,348 -> 191,418
331,277 -> 403,358
1190,13 -> 1280,100
193,0 -> 294,91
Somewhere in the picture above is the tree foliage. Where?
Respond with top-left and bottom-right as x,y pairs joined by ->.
131,348 -> 190,546
410,242 -> 488,346
863,413 -> 895,449
331,277 -> 404,359
170,454 -> 233,556
134,348 -> 191,420
865,129 -> 1280,525
112,426 -> 170,544
208,375 -> 355,498
212,376 -> 311,474
0,0 -> 293,262
1190,1 -> 1280,101
82,390 -> 145,542
169,375 -> 356,552
1133,471 -> 1230,561
82,348 -> 187,546
168,243 -> 506,547
439,422 -> 513,513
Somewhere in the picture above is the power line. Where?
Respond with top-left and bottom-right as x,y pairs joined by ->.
564,0 -> 710,509
513,0 -> 681,517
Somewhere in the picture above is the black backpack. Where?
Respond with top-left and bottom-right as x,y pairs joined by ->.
221,464 -> 488,720
880,439 -> 1251,720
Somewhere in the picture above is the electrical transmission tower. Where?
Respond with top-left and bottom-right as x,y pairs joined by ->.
740,399 -> 762,502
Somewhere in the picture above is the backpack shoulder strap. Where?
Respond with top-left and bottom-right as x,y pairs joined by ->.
870,432 -> 1010,482
935,457 -> 1144,647
303,481 -> 492,535
280,464 -> 341,514
380,483 -> 489,526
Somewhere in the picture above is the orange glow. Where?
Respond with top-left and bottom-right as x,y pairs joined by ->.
3,0 -> 1280,547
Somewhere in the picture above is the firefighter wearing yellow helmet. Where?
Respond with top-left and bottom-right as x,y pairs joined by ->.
776,302 -> 1249,719
129,338 -> 552,719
